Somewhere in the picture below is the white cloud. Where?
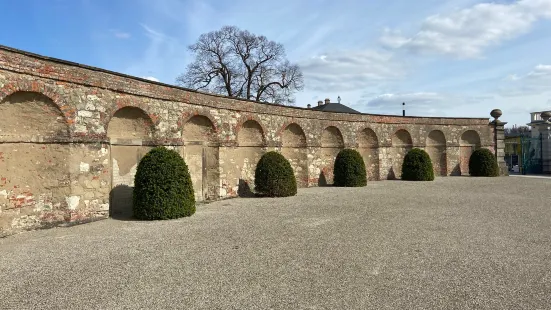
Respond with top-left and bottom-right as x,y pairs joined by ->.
299,49 -> 406,92
381,0 -> 551,58
111,30 -> 130,39
356,92 -> 449,116
142,76 -> 160,82
500,63 -> 551,96
530,64 -> 551,76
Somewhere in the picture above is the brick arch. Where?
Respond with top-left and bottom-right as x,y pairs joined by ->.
459,129 -> 482,175
180,110 -> 219,134
318,124 -> 345,186
104,98 -> 157,127
379,126 -> 408,146
277,120 -> 309,147
182,114 -> 218,143
279,121 -> 308,187
181,111 -> 220,202
106,106 -> 155,140
107,104 -> 156,218
0,84 -> 73,222
389,128 -> 413,179
391,128 -> 413,146
357,127 -> 379,148
280,122 -> 308,147
235,116 -> 267,146
0,90 -> 71,139
460,129 -> 481,146
321,125 -> 345,148
426,129 -> 447,176
0,81 -> 74,126
426,129 -> 446,146
235,114 -> 267,134
234,114 -> 268,144
314,121 -> 347,147
358,127 -> 380,181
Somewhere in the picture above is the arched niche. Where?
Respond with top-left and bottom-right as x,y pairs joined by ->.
459,130 -> 481,175
107,106 -> 155,219
319,126 -> 345,185
358,128 -> 379,181
0,91 -> 69,139
321,126 -> 344,148
182,115 -> 219,202
358,128 -> 379,148
237,120 -> 265,147
390,129 -> 413,179
392,129 -> 413,146
460,130 -> 481,146
426,130 -> 447,176
0,91 -> 71,220
183,115 -> 217,143
107,106 -> 154,140
235,120 -> 266,196
281,123 -> 308,187
282,123 -> 307,148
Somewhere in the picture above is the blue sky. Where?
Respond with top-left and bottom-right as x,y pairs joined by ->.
1,0 -> 551,127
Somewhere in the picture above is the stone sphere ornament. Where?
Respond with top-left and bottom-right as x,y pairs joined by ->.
490,109 -> 502,120
541,111 -> 551,122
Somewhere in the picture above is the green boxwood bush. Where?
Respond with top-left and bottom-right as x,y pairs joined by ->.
333,149 -> 367,187
254,151 -> 297,197
468,148 -> 499,177
401,148 -> 435,181
133,146 -> 196,220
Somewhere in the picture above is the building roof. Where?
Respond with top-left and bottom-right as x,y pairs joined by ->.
527,110 -> 551,126
310,102 -> 361,114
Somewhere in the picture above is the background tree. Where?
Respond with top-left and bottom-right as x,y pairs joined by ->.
176,26 -> 304,105
504,125 -> 531,137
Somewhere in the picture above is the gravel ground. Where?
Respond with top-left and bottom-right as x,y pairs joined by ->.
1,176 -> 550,309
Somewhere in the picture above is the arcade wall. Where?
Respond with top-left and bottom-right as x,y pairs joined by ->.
0,46 -> 496,236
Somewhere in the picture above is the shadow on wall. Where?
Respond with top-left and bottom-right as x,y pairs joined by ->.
452,164 -> 461,176
387,167 -> 397,180
318,171 -> 329,187
109,184 -> 135,220
238,179 -> 256,198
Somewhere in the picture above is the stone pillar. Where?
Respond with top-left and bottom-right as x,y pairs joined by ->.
536,111 -> 551,174
489,109 -> 508,176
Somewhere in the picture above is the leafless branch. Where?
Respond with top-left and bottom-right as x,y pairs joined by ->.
175,25 -> 304,105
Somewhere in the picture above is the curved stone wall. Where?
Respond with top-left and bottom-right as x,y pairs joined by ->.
0,45 -> 497,236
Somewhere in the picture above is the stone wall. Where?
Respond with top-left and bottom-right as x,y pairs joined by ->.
0,45 -> 500,237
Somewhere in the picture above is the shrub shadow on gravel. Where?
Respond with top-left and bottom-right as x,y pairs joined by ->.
237,179 -> 256,198
109,184 -> 135,221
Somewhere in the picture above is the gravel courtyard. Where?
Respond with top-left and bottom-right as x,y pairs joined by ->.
1,176 -> 550,309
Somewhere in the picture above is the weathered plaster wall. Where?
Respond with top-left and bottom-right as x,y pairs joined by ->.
0,45 -> 498,237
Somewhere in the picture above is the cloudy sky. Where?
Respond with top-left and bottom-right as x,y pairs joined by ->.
2,0 -> 551,127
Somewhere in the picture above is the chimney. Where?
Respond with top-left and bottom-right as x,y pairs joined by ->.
307,104 -> 311,109
325,98 -> 330,105
317,100 -> 323,106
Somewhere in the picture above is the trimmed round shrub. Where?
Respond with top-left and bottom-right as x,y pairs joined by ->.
469,148 -> 499,177
133,146 -> 196,220
254,151 -> 297,197
333,149 -> 367,187
401,148 -> 435,181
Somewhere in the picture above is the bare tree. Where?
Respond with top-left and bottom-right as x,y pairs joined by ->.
505,125 -> 531,137
176,26 -> 304,105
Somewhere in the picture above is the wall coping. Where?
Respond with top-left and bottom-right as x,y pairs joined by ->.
0,44 -> 490,125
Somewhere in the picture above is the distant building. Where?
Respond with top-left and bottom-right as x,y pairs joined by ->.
512,110 -> 551,174
527,111 -> 550,138
307,97 -> 361,114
